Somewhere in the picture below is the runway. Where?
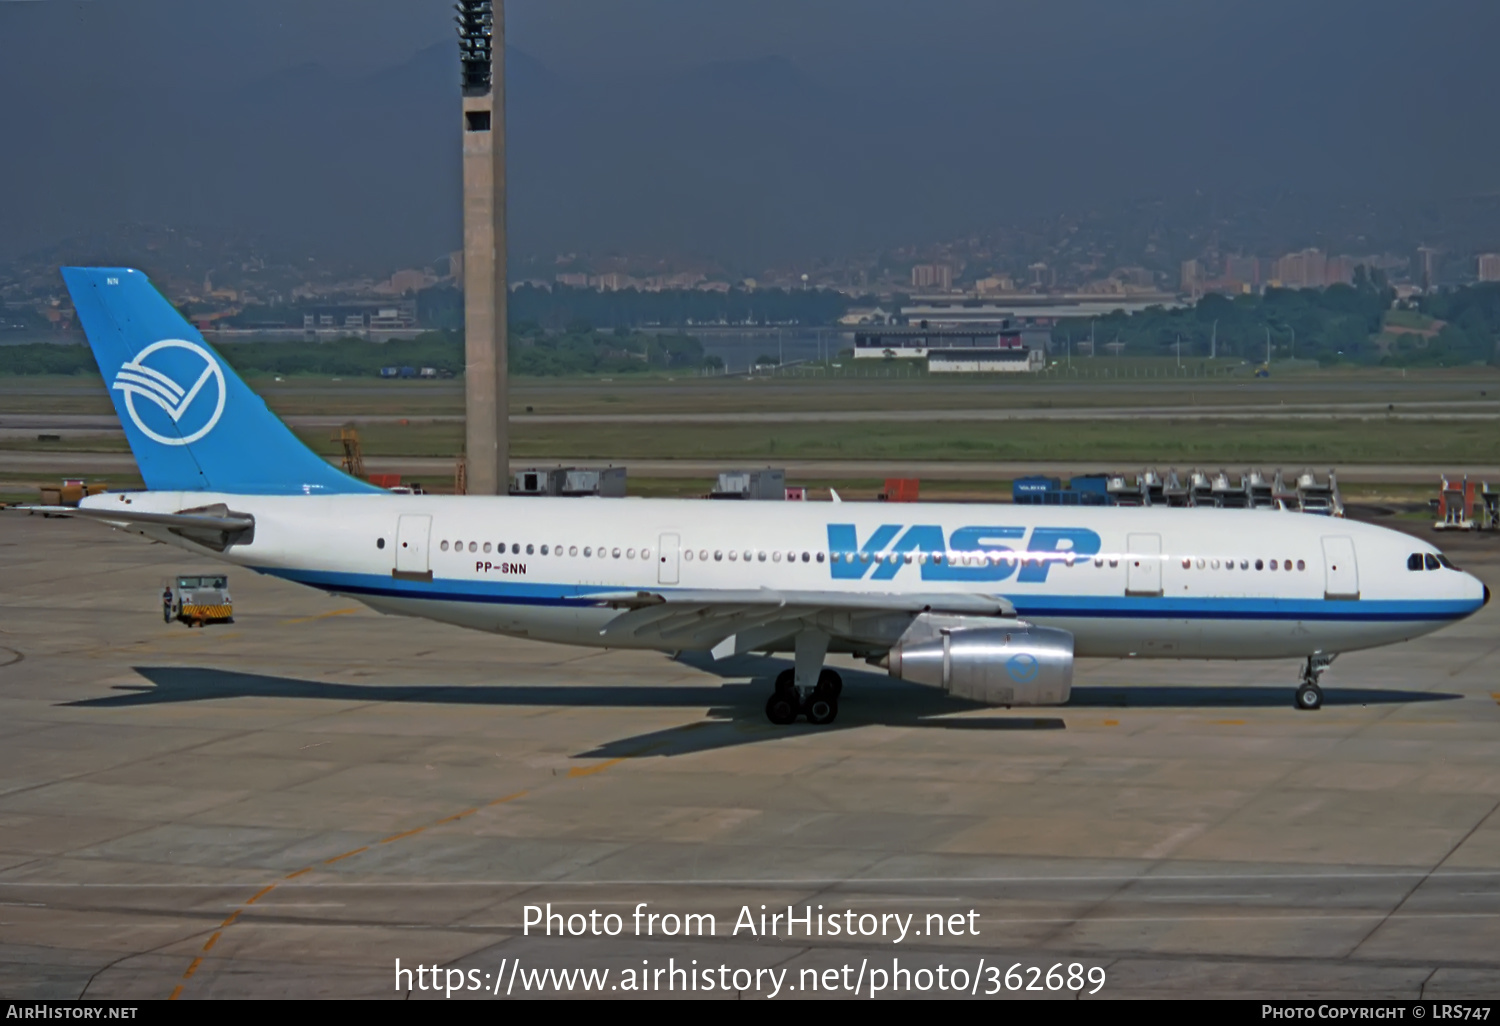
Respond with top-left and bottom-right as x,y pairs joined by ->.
1,513 -> 1498,998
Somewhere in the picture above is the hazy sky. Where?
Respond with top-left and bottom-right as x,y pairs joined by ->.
2,0 -> 1498,268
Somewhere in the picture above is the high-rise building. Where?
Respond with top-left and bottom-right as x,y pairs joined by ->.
1324,255 -> 1356,287
1180,259 -> 1201,295
1272,249 -> 1327,289
1478,253 -> 1500,283
910,264 -> 952,291
1416,246 -> 1442,289
1224,254 -> 1260,287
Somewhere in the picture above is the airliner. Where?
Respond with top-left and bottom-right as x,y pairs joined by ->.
21,268 -> 1489,724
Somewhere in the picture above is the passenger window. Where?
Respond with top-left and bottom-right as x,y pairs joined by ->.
569,546 -> 578,557
626,548 -> 636,559
772,552 -> 782,562
1297,559 -> 1305,571
816,552 -> 825,563
613,548 -> 622,559
682,549 -> 692,561
585,547 -> 593,557
1408,553 -> 1424,571
714,551 -> 723,561
758,551 -> 767,562
526,544 -> 534,555
699,549 -> 708,561
1255,559 -> 1264,570
441,540 -> 450,552
483,542 -> 491,554
1270,560 -> 1278,570
729,551 -> 738,561
540,545 -> 548,555
1425,553 -> 1441,571
469,542 -> 477,553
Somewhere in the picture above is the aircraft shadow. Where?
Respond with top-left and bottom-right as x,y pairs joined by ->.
62,659 -> 1461,760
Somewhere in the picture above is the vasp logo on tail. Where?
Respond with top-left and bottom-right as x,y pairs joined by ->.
111,339 -> 227,445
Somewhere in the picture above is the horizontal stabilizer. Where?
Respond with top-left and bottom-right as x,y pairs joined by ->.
10,502 -> 255,552
12,505 -> 254,532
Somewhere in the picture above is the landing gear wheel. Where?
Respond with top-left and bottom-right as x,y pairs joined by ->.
817,669 -> 843,698
804,693 -> 839,726
766,691 -> 799,725
1295,682 -> 1324,711
774,669 -> 796,695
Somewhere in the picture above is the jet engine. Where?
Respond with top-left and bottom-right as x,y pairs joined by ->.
884,617 -> 1075,707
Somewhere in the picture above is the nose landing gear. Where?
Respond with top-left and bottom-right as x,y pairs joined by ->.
1296,653 -> 1337,710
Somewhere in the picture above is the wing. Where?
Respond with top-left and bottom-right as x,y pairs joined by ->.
589,588 -> 1016,656
9,503 -> 254,552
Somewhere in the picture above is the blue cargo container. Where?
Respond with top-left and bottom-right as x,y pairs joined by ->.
1013,474 -> 1112,506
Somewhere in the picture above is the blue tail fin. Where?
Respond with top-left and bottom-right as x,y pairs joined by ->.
62,267 -> 379,495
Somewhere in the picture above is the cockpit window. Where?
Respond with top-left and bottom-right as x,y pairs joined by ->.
1424,553 -> 1441,571
1437,553 -> 1458,570
1408,553 -> 1423,571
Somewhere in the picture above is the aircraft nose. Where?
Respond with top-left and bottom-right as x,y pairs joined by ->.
1486,584 -> 1492,607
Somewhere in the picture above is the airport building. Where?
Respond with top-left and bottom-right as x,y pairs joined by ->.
900,292 -> 1182,327
853,325 -> 1048,372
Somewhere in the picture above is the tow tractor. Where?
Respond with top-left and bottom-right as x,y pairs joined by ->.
166,574 -> 234,627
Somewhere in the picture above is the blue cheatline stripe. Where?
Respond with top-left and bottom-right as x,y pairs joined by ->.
258,567 -> 1481,624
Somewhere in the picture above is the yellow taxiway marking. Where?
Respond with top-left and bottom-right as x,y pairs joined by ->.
244,885 -> 277,905
568,758 -> 625,779
322,847 -> 367,865
1103,719 -> 1120,727
379,827 -> 427,844
1490,692 -> 1500,706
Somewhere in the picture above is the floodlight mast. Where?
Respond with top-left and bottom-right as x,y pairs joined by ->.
457,0 -> 507,494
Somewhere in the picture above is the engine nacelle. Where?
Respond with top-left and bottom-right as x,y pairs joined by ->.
887,621 -> 1074,706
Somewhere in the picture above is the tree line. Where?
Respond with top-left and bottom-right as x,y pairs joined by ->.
1051,271 -> 1499,367
0,326 -> 708,377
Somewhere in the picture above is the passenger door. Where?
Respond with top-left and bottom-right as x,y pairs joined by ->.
1125,533 -> 1163,597
1321,536 -> 1359,600
394,515 -> 433,581
658,532 -> 681,585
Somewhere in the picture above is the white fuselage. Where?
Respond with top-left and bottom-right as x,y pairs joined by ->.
83,491 -> 1488,662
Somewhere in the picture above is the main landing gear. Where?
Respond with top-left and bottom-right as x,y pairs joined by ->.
764,629 -> 843,726
1295,653 -> 1337,711
765,668 -> 843,726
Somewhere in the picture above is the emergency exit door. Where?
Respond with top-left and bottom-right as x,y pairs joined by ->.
1321,536 -> 1360,600
394,515 -> 433,581
658,532 -> 680,585
1126,533 -> 1163,596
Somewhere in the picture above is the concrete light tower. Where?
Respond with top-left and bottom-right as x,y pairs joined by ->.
457,1 -> 507,494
